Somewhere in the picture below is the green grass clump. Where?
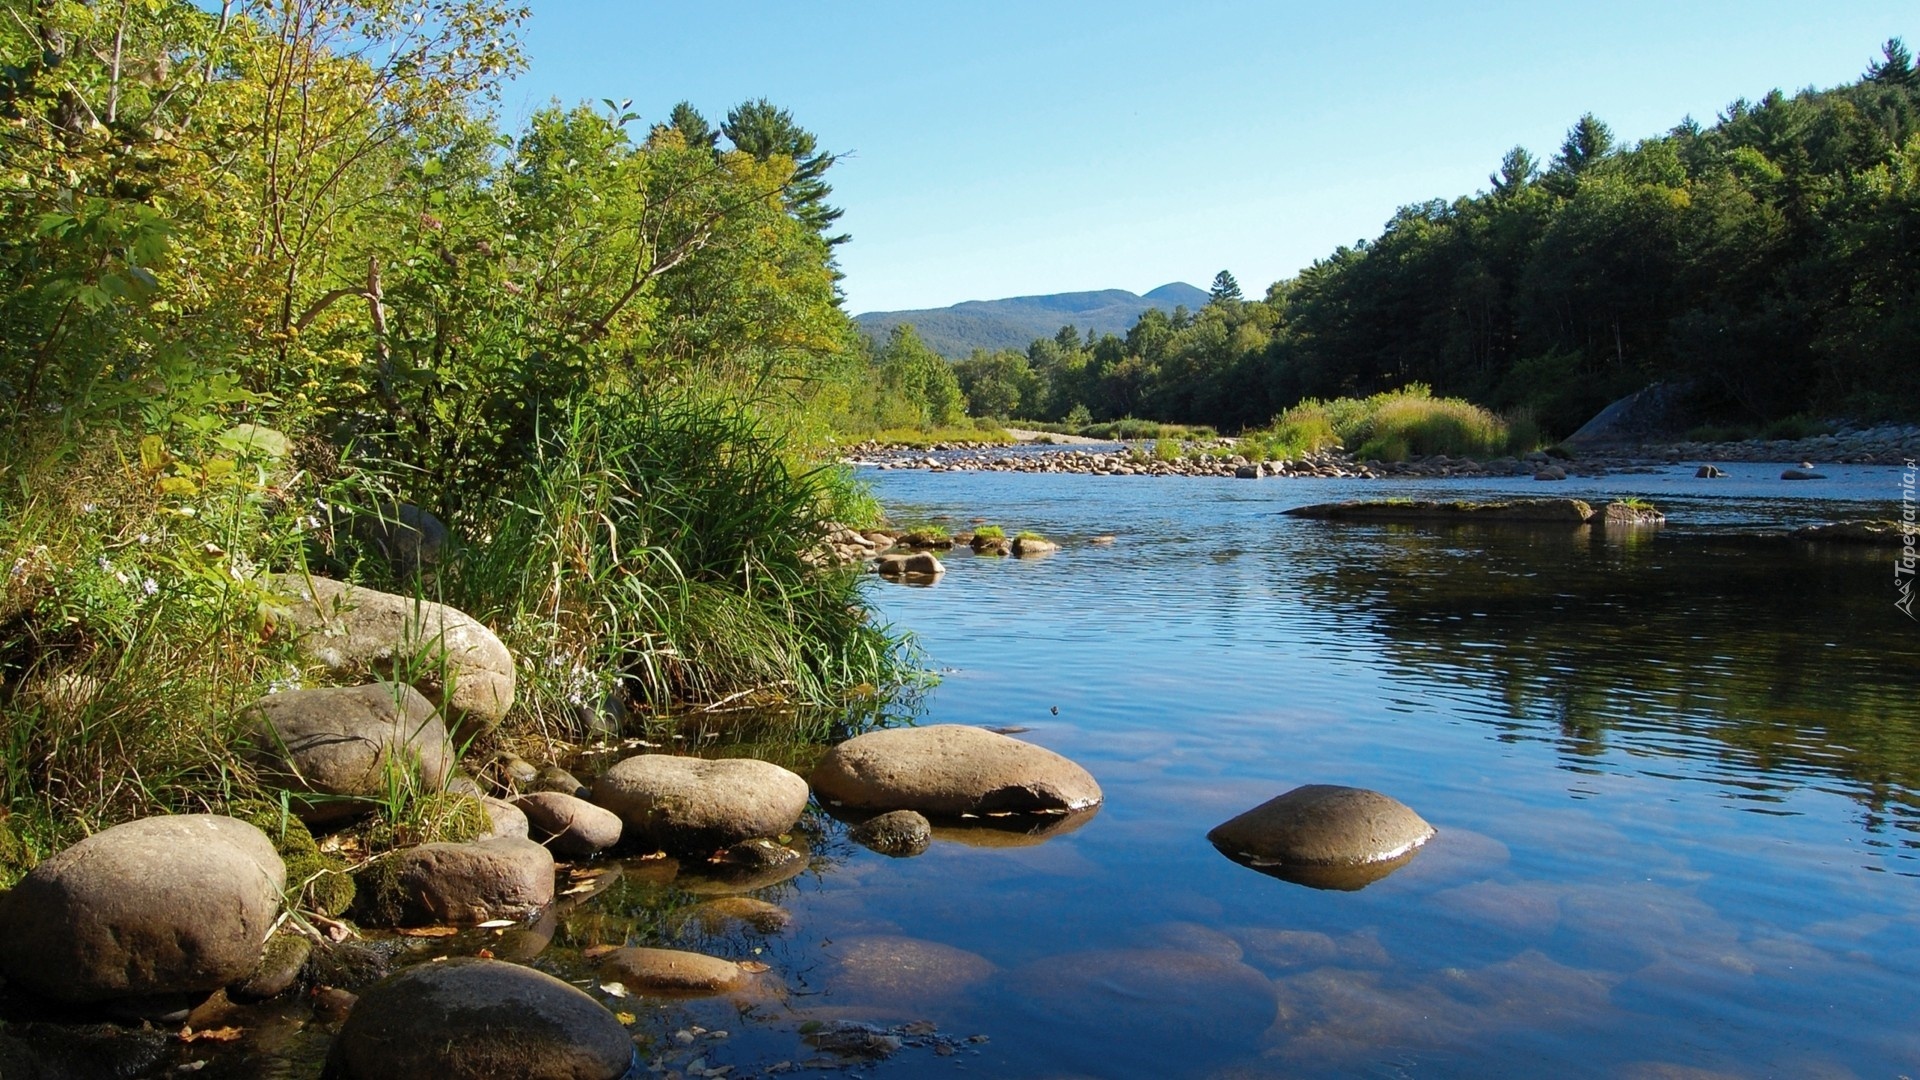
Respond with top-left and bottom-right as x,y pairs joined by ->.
972,525 -> 1007,540
1241,385 -> 1516,462
1014,530 -> 1046,542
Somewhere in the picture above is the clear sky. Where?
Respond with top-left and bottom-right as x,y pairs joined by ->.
504,2 -> 1914,315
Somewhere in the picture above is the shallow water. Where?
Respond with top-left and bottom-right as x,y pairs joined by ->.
40,463 -> 1920,1079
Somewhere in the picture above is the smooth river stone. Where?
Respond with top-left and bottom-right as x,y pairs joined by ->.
1208,784 -> 1434,889
600,947 -> 749,996
827,935 -> 995,1005
810,724 -> 1102,817
590,755 -> 809,854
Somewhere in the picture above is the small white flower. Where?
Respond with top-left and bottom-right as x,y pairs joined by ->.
141,578 -> 158,596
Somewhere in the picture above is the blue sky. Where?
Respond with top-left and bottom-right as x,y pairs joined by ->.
506,2 -> 1913,315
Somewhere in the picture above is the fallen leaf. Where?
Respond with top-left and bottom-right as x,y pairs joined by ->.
568,868 -> 607,880
583,944 -> 618,960
397,927 -> 459,937
600,981 -> 629,998
737,960 -> 770,974
178,1026 -> 244,1043
560,883 -> 597,896
615,1011 -> 637,1025
475,949 -> 494,959
476,919 -> 515,929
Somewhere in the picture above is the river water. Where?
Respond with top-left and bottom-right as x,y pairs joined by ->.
693,461 -> 1916,1079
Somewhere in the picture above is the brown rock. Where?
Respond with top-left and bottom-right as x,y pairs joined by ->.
390,837 -> 554,925
875,552 -> 945,579
244,682 -> 455,824
848,809 -> 933,857
685,897 -> 792,935
829,935 -> 994,1005
273,575 -> 514,737
590,755 -> 808,854
0,815 -> 285,1003
479,796 -> 530,840
1208,785 -> 1435,886
599,947 -> 748,996
513,792 -> 624,856
811,724 -> 1102,817
322,957 -> 634,1079
1011,535 -> 1058,557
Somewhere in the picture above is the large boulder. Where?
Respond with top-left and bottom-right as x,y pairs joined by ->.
322,957 -> 635,1080
0,815 -> 285,1003
1207,784 -> 1435,890
589,755 -> 808,854
273,575 -> 514,736
388,837 -> 554,925
244,682 -> 456,823
513,792 -> 624,857
810,725 -> 1103,817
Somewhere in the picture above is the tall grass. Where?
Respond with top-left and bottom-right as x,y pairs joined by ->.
445,393 -> 920,743
1241,385 -> 1527,462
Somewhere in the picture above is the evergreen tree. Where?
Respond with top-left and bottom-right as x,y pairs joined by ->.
1544,113 -> 1614,195
1868,38 -> 1915,86
1209,270 -> 1243,304
1491,146 -> 1537,197
666,100 -> 719,150
722,98 -> 847,247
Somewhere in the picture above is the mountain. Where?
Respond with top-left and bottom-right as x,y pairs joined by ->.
854,282 -> 1210,358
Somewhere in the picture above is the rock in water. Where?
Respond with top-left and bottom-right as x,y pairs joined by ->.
273,574 -> 514,737
590,755 -> 808,854
322,957 -> 636,1079
1207,785 -> 1434,891
876,551 -> 946,580
388,837 -> 555,924
598,947 -> 751,996
244,682 -> 456,823
0,815 -> 285,1003
513,792 -> 624,856
810,724 -> 1102,817
848,810 -> 933,857
1781,466 -> 1827,480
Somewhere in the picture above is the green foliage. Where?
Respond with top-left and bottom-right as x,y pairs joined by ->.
1242,387 -> 1511,462
972,525 -> 1007,541
231,798 -> 356,916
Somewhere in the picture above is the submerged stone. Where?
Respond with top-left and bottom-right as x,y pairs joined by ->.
599,946 -> 750,996
848,809 -> 933,857
1284,498 -> 1593,524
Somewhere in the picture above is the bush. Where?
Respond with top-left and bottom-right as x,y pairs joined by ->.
1242,386 -> 1510,462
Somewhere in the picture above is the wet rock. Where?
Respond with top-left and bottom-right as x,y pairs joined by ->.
969,534 -> 1012,556
1013,948 -> 1276,1050
811,724 -> 1103,817
1285,498 -> 1593,524
686,897 -> 793,935
244,682 -> 456,824
1781,466 -> 1826,480
876,552 -> 945,580
1140,921 -> 1244,962
599,946 -> 750,996
1533,465 -> 1568,481
526,763 -> 590,799
848,809 -> 933,857
804,1021 -> 904,1060
829,935 -> 995,1005
1011,534 -> 1059,557
514,791 -> 624,856
322,956 -> 636,1079
590,754 -> 809,854
274,574 -> 515,737
1208,784 -> 1435,889
1695,464 -> 1726,478
1792,519 -> 1912,546
479,796 -> 531,840
0,814 -> 285,1003
1601,501 -> 1666,527
229,932 -> 312,1002
680,839 -> 809,895
388,837 -> 554,924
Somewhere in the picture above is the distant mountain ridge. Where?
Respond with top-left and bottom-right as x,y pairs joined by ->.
854,282 -> 1210,358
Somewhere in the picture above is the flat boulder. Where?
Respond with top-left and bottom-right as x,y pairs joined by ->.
685,897 -> 792,935
244,682 -> 455,823
848,809 -> 933,857
389,837 -> 554,925
1285,498 -> 1593,524
599,947 -> 750,996
875,552 -> 944,580
514,792 -> 623,857
322,957 -> 635,1080
1011,535 -> 1058,557
0,815 -> 285,1003
590,755 -> 808,854
1208,785 -> 1434,890
1781,465 -> 1826,480
1793,520 -> 1910,546
1601,501 -> 1666,527
811,725 -> 1102,817
274,575 -> 514,736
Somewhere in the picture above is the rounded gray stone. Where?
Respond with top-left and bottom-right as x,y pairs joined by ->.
245,682 -> 455,823
589,755 -> 808,854
323,957 -> 635,1079
514,792 -> 624,856
810,725 -> 1102,817
599,947 -> 749,996
390,837 -> 555,925
848,810 -> 932,857
0,815 -> 285,1003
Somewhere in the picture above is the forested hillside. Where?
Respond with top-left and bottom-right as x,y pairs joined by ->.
949,42 -> 1920,437
854,282 -> 1206,358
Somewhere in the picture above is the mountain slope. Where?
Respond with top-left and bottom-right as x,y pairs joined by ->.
855,282 -> 1208,358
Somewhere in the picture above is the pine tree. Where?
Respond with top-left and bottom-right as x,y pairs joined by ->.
1490,146 -> 1537,197
1543,114 -> 1614,196
1868,38 -> 1916,87
1209,270 -> 1243,304
722,98 -> 846,247
666,101 -> 719,151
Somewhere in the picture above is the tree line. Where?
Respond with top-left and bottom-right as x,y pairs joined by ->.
940,40 -> 1920,437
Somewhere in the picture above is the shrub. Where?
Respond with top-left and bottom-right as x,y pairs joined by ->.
972,525 -> 1007,540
